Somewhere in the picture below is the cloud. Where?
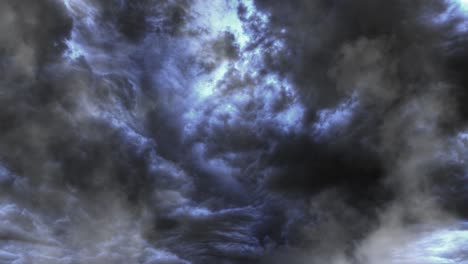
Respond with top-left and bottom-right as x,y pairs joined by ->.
1,0 -> 468,263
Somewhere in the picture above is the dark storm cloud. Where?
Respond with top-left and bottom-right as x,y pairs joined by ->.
0,0 -> 273,262
242,0 -> 464,194
0,0 -> 72,78
2,0 -> 468,263
240,0 -> 468,262
0,0 -> 191,262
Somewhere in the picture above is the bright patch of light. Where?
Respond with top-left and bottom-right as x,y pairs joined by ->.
434,0 -> 468,32
313,94 -> 359,138
194,62 -> 230,99
64,32 -> 86,60
62,0 -> 94,61
175,206 -> 213,218
239,0 -> 270,28
182,0 -> 303,139
457,0 -> 468,11
443,0 -> 468,14
188,0 -> 267,101
276,103 -> 305,133
191,0 -> 257,49
393,223 -> 468,264
62,0 -> 98,27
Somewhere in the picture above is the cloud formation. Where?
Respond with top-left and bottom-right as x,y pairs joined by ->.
1,0 -> 468,263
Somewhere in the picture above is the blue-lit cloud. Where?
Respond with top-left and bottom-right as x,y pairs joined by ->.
2,0 -> 468,263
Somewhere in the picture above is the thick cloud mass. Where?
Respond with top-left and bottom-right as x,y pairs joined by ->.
2,0 -> 468,263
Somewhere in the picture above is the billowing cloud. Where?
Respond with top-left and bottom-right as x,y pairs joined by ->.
1,0 -> 468,263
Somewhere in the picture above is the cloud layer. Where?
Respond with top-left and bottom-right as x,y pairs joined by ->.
1,0 -> 468,263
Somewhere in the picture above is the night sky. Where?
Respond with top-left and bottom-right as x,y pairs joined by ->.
1,0 -> 468,263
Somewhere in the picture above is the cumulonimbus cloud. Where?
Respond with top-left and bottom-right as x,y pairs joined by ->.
1,0 -> 468,263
